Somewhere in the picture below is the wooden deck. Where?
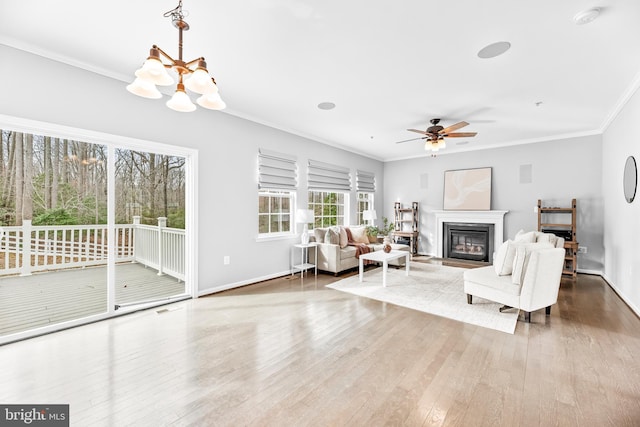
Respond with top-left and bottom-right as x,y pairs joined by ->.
0,263 -> 185,336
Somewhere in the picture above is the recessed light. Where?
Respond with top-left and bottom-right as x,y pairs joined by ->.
477,41 -> 511,59
456,141 -> 470,146
573,8 -> 601,25
317,102 -> 336,110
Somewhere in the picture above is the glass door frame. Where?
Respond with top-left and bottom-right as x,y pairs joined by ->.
0,114 -> 198,345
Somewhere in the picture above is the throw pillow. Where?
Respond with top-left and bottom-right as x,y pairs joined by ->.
536,233 -> 551,243
350,226 -> 370,244
542,232 -> 559,247
313,227 -> 327,244
493,240 -> 517,276
324,227 -> 340,245
511,242 -> 555,285
338,226 -> 349,248
511,245 -> 527,285
514,230 -> 536,243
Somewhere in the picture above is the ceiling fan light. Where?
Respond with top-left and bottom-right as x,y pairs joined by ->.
135,57 -> 174,86
126,78 -> 162,99
197,91 -> 226,110
166,86 -> 196,112
184,67 -> 216,94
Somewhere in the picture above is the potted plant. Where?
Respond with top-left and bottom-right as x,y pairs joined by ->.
366,217 -> 395,247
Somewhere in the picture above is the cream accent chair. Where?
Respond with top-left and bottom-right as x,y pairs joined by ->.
463,231 -> 565,322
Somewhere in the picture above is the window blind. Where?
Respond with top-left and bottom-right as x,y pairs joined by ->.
356,170 -> 376,192
258,148 -> 297,190
307,159 -> 351,192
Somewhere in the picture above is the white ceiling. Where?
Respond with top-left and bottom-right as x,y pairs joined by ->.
2,0 -> 640,161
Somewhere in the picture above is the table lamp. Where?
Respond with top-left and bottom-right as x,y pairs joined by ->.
297,209 -> 315,244
363,209 -> 377,224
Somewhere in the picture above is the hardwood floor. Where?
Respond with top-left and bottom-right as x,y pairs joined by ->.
1,261 -> 639,426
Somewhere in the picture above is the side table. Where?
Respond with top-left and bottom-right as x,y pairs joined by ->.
291,242 -> 318,278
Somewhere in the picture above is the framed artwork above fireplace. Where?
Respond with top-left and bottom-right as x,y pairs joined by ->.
443,167 -> 492,210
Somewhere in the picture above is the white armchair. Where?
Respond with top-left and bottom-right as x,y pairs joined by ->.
463,231 -> 565,323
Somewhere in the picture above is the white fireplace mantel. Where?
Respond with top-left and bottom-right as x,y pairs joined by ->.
431,210 -> 508,258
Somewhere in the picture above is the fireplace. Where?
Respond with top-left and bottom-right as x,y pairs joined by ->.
443,222 -> 494,262
432,210 -> 507,261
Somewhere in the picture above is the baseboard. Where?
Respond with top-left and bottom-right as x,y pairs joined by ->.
601,273 -> 640,319
198,269 -> 291,297
576,268 -> 603,275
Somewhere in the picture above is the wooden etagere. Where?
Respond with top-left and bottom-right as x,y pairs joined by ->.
393,202 -> 419,255
537,198 -> 577,278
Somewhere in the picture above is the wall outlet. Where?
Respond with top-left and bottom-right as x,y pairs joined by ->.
223,256 -> 230,265
578,246 -> 587,254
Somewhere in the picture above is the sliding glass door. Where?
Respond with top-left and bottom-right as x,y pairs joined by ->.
113,149 -> 188,311
0,118 -> 196,343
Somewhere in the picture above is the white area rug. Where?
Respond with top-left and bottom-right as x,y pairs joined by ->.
327,262 -> 518,334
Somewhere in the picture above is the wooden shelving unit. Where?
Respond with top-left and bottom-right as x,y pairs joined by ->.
537,198 -> 577,278
393,202 -> 419,255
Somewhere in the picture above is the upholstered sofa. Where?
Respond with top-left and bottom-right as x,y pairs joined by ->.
312,225 -> 410,275
463,230 -> 565,322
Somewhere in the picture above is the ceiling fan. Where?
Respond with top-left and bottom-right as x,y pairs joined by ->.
396,118 -> 477,155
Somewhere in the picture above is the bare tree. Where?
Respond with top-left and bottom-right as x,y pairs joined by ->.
52,138 -> 59,209
15,132 -> 23,225
22,133 -> 33,221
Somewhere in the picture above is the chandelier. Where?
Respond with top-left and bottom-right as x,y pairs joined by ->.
126,1 -> 226,112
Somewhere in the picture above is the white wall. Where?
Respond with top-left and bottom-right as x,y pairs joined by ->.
0,45 -> 384,294
602,85 -> 640,314
384,135 -> 604,272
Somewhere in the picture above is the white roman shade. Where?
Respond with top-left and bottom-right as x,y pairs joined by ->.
258,149 -> 297,190
356,170 -> 376,192
307,159 -> 351,192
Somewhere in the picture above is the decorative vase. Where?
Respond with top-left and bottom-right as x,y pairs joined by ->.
383,236 -> 392,253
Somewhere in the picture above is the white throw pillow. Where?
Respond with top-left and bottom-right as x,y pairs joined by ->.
511,242 -> 555,285
350,226 -> 370,244
338,226 -> 349,248
325,227 -> 340,245
511,245 -> 528,285
494,240 -> 517,276
313,227 -> 327,244
514,230 -> 536,243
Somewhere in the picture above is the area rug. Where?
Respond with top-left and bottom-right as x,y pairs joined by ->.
326,262 -> 519,334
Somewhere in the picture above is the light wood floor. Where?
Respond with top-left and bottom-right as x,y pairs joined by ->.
1,259 -> 639,426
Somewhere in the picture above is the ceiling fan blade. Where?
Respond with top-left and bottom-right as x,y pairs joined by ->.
395,136 -> 426,144
407,128 -> 428,135
446,132 -> 477,138
440,121 -> 469,134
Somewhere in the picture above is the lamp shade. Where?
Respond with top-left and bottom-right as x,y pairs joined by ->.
166,87 -> 196,112
196,91 -> 226,110
363,210 -> 377,221
126,78 -> 162,99
135,57 -> 174,86
297,209 -> 314,224
185,68 -> 218,94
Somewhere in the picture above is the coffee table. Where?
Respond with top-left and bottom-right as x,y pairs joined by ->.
358,250 -> 410,287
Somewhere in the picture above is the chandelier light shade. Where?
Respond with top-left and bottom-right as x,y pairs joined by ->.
127,0 -> 225,112
425,138 -> 446,155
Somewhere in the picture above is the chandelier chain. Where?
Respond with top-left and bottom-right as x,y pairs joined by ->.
163,0 -> 189,21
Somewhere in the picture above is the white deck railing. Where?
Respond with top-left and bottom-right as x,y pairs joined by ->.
0,216 -> 185,280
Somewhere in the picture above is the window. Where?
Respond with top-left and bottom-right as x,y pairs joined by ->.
257,149 -> 297,237
308,191 -> 347,228
258,190 -> 293,235
357,192 -> 374,225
